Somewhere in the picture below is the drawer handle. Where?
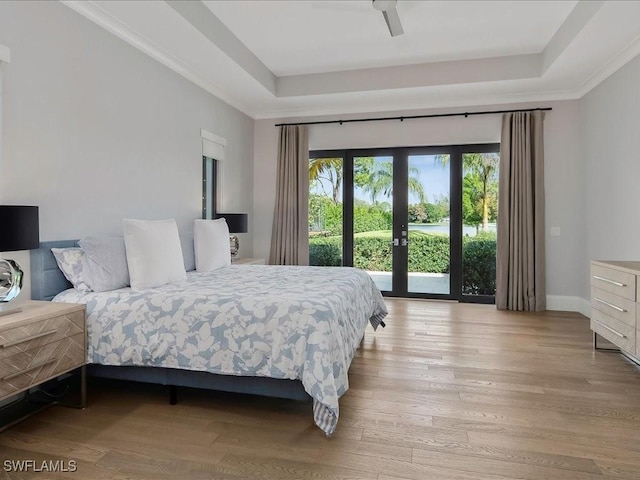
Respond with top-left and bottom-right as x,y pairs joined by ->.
0,329 -> 57,349
1,358 -> 57,382
593,298 -> 626,313
593,275 -> 626,287
594,320 -> 626,339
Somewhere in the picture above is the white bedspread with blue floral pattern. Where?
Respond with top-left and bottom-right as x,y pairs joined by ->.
53,265 -> 387,434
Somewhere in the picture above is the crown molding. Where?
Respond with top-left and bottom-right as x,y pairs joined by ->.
61,1 -> 257,118
575,32 -> 640,98
252,89 -> 582,120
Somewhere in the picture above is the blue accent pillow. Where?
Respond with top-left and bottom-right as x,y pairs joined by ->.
51,247 -> 92,292
78,237 -> 130,292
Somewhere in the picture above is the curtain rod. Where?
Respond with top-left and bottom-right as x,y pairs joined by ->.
274,107 -> 552,127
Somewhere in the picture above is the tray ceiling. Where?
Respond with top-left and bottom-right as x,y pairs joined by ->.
62,0 -> 640,118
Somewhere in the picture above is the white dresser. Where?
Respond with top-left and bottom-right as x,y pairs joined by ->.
590,260 -> 640,363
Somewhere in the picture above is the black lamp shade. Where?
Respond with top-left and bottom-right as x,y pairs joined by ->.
0,206 -> 40,251
215,213 -> 248,233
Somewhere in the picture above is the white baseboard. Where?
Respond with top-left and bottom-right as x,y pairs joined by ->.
577,297 -> 591,318
546,295 -> 591,317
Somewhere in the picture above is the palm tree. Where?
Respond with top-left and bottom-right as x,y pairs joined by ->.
309,157 -> 342,205
355,158 -> 425,204
463,153 -> 499,231
407,168 -> 426,204
435,153 -> 499,231
309,156 -> 427,207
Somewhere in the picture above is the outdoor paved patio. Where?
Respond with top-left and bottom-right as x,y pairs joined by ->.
367,271 -> 450,294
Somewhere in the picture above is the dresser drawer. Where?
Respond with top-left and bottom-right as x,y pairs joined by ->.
591,309 -> 635,354
0,333 -> 85,399
591,264 -> 636,301
0,310 -> 85,360
591,287 -> 636,327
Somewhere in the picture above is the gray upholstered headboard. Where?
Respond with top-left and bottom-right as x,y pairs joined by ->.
30,240 -> 79,301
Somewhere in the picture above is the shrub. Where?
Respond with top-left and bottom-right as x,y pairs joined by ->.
309,197 -> 392,237
353,233 -> 393,271
310,231 -> 451,272
309,230 -> 497,296
309,195 -> 343,236
309,236 -> 342,266
353,205 -> 392,234
406,231 -> 450,273
462,232 -> 497,295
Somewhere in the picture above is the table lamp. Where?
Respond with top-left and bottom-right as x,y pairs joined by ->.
214,213 -> 248,257
0,206 -> 40,316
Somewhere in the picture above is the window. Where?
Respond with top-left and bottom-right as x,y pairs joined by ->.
308,144 -> 499,303
202,156 -> 217,219
201,129 -> 226,219
309,154 -> 345,266
461,151 -> 499,297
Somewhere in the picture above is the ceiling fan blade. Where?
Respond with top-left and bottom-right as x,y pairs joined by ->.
382,7 -> 404,37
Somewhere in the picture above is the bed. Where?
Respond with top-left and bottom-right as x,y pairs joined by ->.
31,240 -> 387,435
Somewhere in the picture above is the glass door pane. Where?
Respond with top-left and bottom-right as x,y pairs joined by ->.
461,152 -> 499,296
407,154 -> 451,295
353,156 -> 394,292
308,156 -> 344,266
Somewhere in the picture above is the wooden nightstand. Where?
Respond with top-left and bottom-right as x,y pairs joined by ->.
0,301 -> 86,430
232,258 -> 266,265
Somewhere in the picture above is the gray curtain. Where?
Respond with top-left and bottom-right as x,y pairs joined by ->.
496,111 -> 546,311
269,125 -> 309,265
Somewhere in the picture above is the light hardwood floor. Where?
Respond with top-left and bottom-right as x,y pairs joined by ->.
2,299 -> 640,480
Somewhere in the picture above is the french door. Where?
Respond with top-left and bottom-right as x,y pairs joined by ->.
309,144 -> 499,303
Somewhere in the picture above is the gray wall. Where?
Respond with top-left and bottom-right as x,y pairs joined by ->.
581,53 -> 640,298
5,0 -> 636,311
0,0 -> 253,243
254,101 -> 586,310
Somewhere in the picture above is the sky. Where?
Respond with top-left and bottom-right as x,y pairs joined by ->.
310,155 -> 450,205
408,155 -> 450,204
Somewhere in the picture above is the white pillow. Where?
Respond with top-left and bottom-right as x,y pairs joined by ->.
123,218 -> 187,291
179,231 -> 196,272
194,218 -> 231,272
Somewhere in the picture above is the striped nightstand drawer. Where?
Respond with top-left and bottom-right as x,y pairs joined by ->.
0,302 -> 86,403
0,309 -> 84,360
0,333 -> 85,398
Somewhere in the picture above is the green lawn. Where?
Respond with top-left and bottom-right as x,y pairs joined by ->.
354,230 -> 391,238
